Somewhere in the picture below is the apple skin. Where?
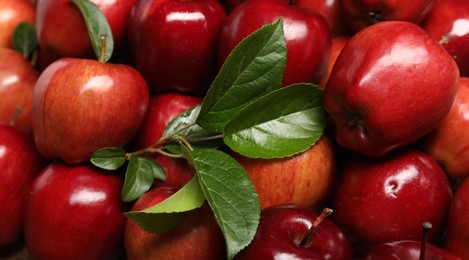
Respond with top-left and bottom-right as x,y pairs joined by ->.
127,0 -> 226,95
125,186 -> 226,260
0,123 -> 46,246
32,58 -> 149,164
422,0 -> 469,77
331,148 -> 452,247
362,240 -> 462,260
420,77 -> 469,180
218,0 -> 332,86
24,162 -> 127,260
235,204 -> 354,260
0,48 -> 39,137
0,0 -> 35,49
231,134 -> 336,211
319,37 -> 349,88
339,0 -> 436,32
323,21 -> 459,157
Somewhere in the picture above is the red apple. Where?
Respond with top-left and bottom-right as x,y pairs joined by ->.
0,122 -> 46,246
127,0 -> 226,95
232,134 -> 336,211
0,0 -> 35,49
125,186 -> 226,260
323,21 -> 459,156
319,36 -> 349,88
24,162 -> 127,259
32,58 -> 149,164
420,77 -> 469,180
0,48 -> 39,137
339,0 -> 436,32
235,204 -> 354,259
331,148 -> 452,247
218,0 -> 332,87
422,0 -> 469,77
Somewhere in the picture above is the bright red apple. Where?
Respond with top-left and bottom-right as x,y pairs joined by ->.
218,0 -> 332,87
319,36 -> 349,88
24,162 -> 127,260
125,186 -> 226,260
127,0 -> 227,95
32,58 -> 149,164
0,0 -> 35,49
331,148 -> 452,247
234,204 -> 354,259
323,21 -> 459,156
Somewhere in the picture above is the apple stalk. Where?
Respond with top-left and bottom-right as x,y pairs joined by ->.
420,222 -> 432,260
298,208 -> 333,247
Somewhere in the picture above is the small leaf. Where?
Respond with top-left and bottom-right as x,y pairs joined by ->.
71,0 -> 114,63
197,18 -> 286,133
12,22 -> 37,58
182,147 -> 260,260
224,83 -> 327,158
90,147 -> 126,170
124,177 -> 206,233
122,155 -> 166,202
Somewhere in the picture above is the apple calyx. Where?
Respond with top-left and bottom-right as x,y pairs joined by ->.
420,221 -> 432,260
298,207 -> 333,247
367,11 -> 384,24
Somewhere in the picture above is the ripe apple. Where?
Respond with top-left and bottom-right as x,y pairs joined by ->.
127,0 -> 227,95
125,186 -> 226,260
331,148 -> 452,247
319,37 -> 349,88
323,21 -> 459,156
32,58 -> 149,164
339,0 -> 436,32
24,162 -> 127,260
422,0 -> 469,77
231,134 -> 336,211
0,0 -> 35,49
0,48 -> 39,137
235,204 -> 354,259
0,122 -> 46,246
419,77 -> 469,181
218,0 -> 332,87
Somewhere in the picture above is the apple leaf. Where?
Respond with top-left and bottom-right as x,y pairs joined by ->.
124,177 -> 206,234
90,147 -> 126,170
12,22 -> 37,58
182,146 -> 260,260
71,0 -> 114,63
196,18 -> 286,133
122,155 -> 166,202
224,83 -> 327,158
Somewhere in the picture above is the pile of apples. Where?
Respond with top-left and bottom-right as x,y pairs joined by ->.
1,0 -> 469,259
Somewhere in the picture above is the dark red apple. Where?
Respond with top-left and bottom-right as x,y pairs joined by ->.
127,0 -> 226,95
339,0 -> 436,32
24,162 -> 127,260
125,186 -> 226,260
0,122 -> 46,246
235,204 -> 354,259
331,148 -> 452,247
323,21 -> 459,156
0,48 -> 39,137
0,0 -> 35,49
32,58 -> 149,164
422,0 -> 469,77
218,0 -> 332,86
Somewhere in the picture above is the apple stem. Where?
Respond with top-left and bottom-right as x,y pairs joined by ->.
9,107 -> 23,126
99,35 -> 106,63
439,35 -> 450,45
289,0 -> 295,5
420,222 -> 432,260
298,208 -> 333,247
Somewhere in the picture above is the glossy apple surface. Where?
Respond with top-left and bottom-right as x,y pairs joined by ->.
127,0 -> 226,95
332,148 -> 452,246
24,162 -> 127,260
235,204 -> 354,260
445,176 -> 469,259
32,58 -> 149,164
323,21 -> 459,156
0,0 -> 35,49
218,0 -> 331,86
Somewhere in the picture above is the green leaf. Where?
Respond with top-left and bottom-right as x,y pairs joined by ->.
12,22 -> 37,58
224,83 -> 327,158
71,0 -> 114,63
90,147 -> 126,170
197,18 -> 287,133
182,147 -> 260,260
124,177 -> 206,233
122,155 -> 166,202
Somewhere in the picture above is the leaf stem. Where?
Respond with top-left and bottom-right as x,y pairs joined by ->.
187,134 -> 225,142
